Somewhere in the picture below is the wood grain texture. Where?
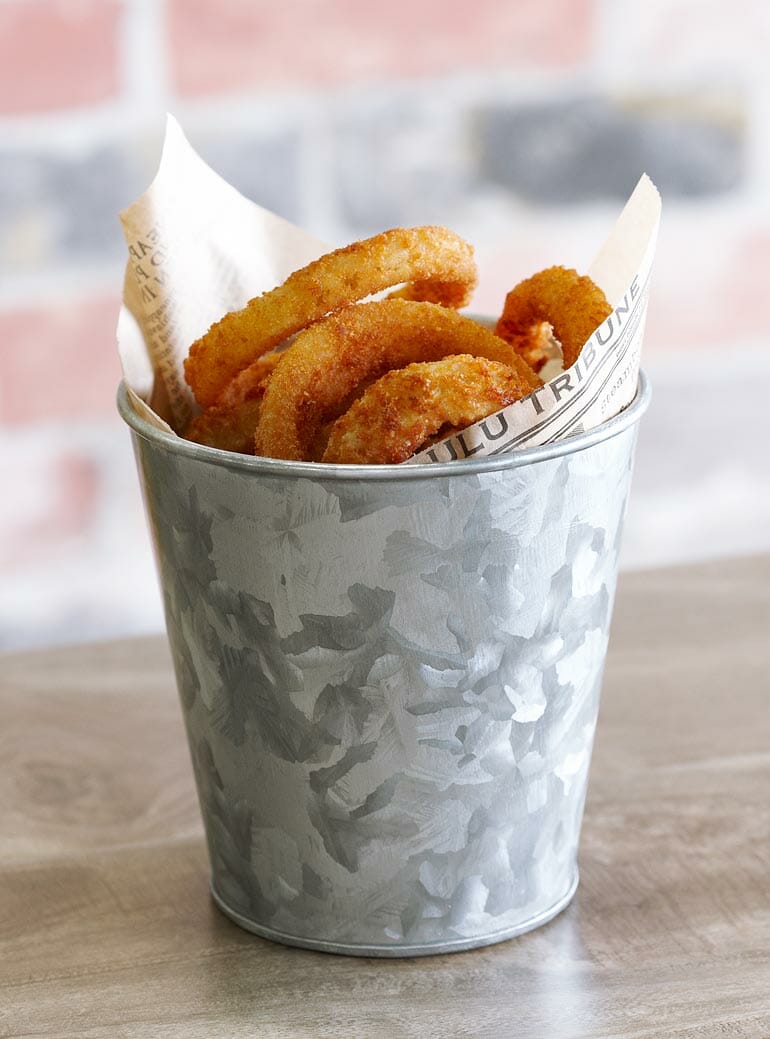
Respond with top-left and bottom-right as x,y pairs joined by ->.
1,556 -> 769,1039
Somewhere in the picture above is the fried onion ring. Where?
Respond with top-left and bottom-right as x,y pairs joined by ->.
495,266 -> 612,370
255,299 -> 541,462
185,352 -> 280,453
323,356 -> 535,464
185,227 -> 478,407
185,398 -> 263,454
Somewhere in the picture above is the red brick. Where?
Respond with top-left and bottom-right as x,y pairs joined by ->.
643,228 -> 770,354
0,449 -> 100,570
0,295 -> 123,424
723,232 -> 770,329
602,1 -> 770,78
170,0 -> 593,96
0,1 -> 121,115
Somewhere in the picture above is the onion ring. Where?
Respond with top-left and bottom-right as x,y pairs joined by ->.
184,352 -> 280,453
185,398 -> 263,454
184,226 -> 478,407
323,356 -> 536,464
254,299 -> 541,462
495,266 -> 612,370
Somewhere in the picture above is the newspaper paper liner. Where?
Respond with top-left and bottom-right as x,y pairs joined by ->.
118,116 -> 661,461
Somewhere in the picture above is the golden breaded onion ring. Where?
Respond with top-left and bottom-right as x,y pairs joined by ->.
185,398 -> 263,455
495,266 -> 612,370
255,299 -> 541,462
323,355 -> 536,465
185,226 -> 478,407
184,352 -> 281,454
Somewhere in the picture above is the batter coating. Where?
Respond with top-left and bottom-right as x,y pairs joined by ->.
323,355 -> 536,464
255,299 -> 541,462
185,227 -> 478,407
184,352 -> 281,453
495,266 -> 612,370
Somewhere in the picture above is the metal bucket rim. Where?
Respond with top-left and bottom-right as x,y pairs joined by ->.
117,369 -> 650,481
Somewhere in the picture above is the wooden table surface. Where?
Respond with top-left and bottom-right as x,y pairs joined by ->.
2,556 -> 769,1039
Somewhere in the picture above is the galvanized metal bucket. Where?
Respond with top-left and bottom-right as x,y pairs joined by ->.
118,373 -> 650,956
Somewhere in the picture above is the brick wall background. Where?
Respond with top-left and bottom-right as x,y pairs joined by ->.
2,0 -> 768,649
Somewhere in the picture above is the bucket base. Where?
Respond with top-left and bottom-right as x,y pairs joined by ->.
210,869 -> 579,958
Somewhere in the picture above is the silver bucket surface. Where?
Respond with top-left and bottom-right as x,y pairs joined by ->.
119,374 -> 650,956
